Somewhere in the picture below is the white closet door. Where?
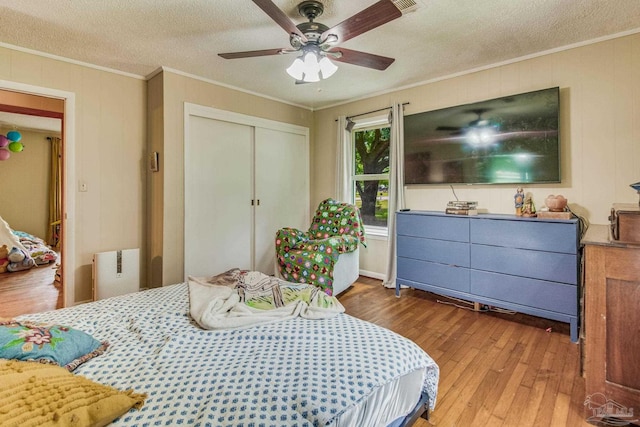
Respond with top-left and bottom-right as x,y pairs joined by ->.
185,116 -> 253,278
254,127 -> 309,274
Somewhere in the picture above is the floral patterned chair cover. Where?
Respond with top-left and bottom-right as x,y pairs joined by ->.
275,198 -> 366,295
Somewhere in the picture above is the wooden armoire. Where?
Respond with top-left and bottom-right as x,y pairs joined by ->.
583,224 -> 640,424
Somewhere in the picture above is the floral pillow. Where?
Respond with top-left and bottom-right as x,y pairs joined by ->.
0,320 -> 108,371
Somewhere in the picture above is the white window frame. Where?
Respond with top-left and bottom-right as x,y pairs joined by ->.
350,114 -> 391,238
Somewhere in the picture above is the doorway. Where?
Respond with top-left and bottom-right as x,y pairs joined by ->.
0,102 -> 62,316
0,80 -> 76,313
0,94 -> 63,316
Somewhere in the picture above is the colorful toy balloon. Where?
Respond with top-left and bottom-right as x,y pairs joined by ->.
8,141 -> 23,152
7,130 -> 21,142
0,149 -> 10,161
0,135 -> 8,148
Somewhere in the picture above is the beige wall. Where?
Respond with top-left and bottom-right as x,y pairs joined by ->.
0,128 -> 59,239
313,33 -> 640,277
0,46 -> 147,302
1,31 -> 637,296
151,70 -> 314,286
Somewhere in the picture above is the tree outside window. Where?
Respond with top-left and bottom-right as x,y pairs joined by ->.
353,125 -> 390,229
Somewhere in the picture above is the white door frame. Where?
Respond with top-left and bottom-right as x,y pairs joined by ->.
0,80 -> 76,308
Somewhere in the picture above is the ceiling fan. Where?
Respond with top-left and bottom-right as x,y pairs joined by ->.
218,0 -> 402,82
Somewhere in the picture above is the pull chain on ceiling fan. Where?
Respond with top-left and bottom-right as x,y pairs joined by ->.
218,0 -> 402,83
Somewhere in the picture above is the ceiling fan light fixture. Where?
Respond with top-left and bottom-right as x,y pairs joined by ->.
304,69 -> 321,82
319,56 -> 337,78
303,51 -> 320,74
286,57 -> 305,80
286,48 -> 338,82
302,51 -> 321,82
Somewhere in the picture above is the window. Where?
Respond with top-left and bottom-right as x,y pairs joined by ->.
351,116 -> 391,236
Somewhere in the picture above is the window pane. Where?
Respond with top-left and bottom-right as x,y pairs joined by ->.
354,127 -> 390,175
354,179 -> 389,227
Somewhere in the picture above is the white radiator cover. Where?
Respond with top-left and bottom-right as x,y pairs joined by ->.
92,248 -> 140,300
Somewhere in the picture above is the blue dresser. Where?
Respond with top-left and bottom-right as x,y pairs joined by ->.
396,211 -> 580,342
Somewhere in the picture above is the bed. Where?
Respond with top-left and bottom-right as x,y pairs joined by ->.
7,280 -> 439,426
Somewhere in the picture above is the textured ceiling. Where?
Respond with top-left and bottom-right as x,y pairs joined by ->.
0,0 -> 639,109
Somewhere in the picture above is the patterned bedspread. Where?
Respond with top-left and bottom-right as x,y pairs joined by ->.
19,284 -> 439,426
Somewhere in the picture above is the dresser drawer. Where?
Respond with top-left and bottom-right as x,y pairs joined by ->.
398,257 -> 470,293
471,244 -> 578,285
470,218 -> 578,254
471,270 -> 577,315
397,212 -> 469,242
397,235 -> 469,267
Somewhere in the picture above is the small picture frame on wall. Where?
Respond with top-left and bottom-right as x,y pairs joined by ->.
149,151 -> 159,172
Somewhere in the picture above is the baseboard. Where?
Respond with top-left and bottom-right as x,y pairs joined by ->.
359,269 -> 385,280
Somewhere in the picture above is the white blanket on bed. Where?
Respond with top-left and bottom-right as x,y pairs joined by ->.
188,274 -> 345,330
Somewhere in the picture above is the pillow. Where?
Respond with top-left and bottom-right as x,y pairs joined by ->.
0,320 -> 109,371
0,359 -> 145,426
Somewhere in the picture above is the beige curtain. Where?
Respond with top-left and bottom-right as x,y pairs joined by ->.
334,116 -> 353,202
48,136 -> 62,250
383,103 -> 405,288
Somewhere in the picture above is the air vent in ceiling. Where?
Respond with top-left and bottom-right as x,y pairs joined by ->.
392,0 -> 419,14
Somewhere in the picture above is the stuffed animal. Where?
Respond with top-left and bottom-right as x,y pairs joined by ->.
7,246 -> 26,263
0,244 -> 8,273
7,247 -> 34,272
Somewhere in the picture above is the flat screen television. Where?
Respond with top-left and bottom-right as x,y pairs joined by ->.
403,87 -> 560,185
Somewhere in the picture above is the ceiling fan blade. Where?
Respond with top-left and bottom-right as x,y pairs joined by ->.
330,47 -> 395,70
321,0 -> 402,44
218,48 -> 285,59
252,0 -> 307,42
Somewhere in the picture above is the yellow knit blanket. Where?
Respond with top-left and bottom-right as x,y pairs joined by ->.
0,359 -> 145,427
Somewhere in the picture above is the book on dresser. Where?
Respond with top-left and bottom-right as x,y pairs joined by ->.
445,207 -> 478,215
447,201 -> 477,208
446,201 -> 478,215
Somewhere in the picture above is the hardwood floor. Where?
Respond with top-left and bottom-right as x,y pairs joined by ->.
339,277 -> 591,427
0,264 -> 62,318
